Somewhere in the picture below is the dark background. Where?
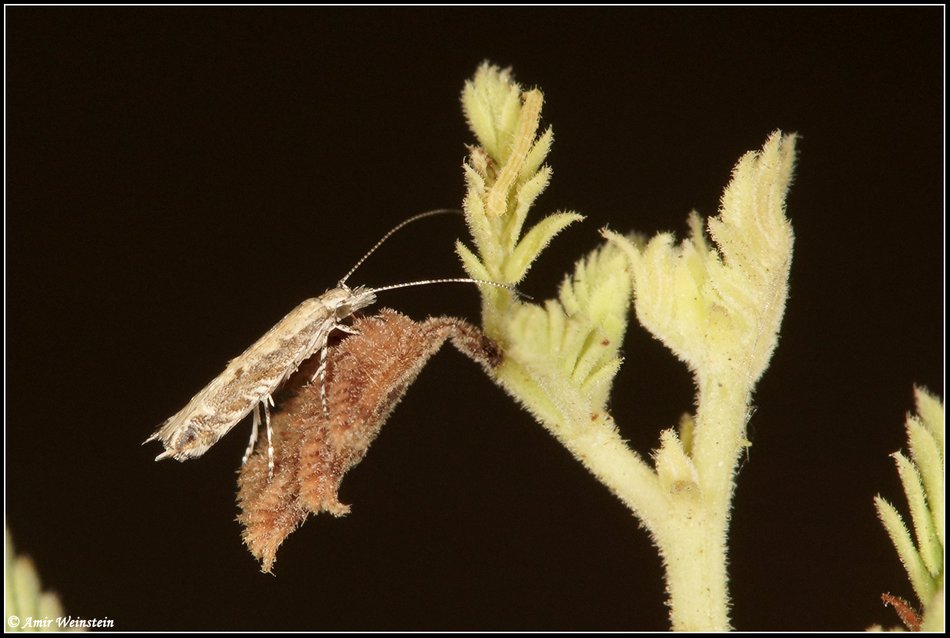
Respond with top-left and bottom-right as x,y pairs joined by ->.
6,6 -> 943,631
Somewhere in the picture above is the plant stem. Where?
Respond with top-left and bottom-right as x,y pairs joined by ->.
660,505 -> 730,631
660,373 -> 752,630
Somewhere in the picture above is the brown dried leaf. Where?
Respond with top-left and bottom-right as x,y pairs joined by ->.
237,309 -> 499,572
882,592 -> 923,631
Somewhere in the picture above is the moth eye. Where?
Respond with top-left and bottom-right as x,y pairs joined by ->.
335,304 -> 353,319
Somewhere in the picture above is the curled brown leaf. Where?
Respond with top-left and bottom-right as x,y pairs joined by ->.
237,309 -> 499,572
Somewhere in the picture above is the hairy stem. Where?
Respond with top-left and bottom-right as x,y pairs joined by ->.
658,374 -> 750,630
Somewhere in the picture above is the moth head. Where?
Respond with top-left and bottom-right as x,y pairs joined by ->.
324,285 -> 377,319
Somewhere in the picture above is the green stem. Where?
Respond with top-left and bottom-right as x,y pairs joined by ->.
660,372 -> 751,630
552,413 -> 669,532
660,506 -> 730,631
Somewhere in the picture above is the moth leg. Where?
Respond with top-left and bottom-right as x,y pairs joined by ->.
264,396 -> 274,480
308,322 -> 358,416
242,403 -> 261,466
311,342 -> 331,417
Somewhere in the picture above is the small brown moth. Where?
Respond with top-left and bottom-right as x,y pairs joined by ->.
146,209 -> 509,477
237,309 -> 500,572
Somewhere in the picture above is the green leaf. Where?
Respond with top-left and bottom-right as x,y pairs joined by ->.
876,496 -> 935,604
461,63 -> 522,162
559,240 -> 631,345
914,386 -> 945,463
505,212 -> 583,283
519,125 -> 554,182
505,165 -> 552,251
455,240 -> 492,283
907,416 -> 945,555
502,241 -> 631,413
4,526 -> 71,632
894,452 -> 942,577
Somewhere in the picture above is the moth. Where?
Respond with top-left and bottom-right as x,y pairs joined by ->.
146,209 -> 508,477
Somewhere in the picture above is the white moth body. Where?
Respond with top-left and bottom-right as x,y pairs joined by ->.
147,285 -> 376,463
146,208 -> 509,478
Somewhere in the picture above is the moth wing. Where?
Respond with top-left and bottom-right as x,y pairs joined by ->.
146,296 -> 338,461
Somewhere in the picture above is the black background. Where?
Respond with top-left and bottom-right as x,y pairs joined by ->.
6,6 -> 943,632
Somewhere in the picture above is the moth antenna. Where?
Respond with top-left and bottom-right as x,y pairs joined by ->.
339,208 -> 463,286
369,278 -> 528,299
